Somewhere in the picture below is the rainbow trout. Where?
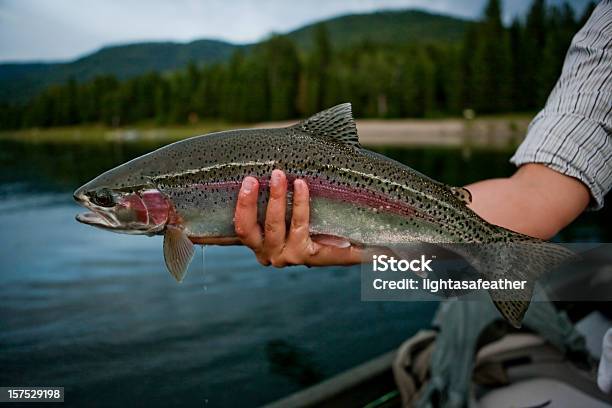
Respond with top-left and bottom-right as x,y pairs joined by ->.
74,103 -> 571,327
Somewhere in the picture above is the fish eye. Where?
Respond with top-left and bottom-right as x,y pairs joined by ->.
90,188 -> 116,207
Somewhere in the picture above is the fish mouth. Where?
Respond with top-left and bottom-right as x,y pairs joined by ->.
75,211 -> 116,228
74,190 -> 119,230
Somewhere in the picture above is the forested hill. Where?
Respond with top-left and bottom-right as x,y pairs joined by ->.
288,9 -> 468,49
0,40 -> 239,103
0,9 -> 468,103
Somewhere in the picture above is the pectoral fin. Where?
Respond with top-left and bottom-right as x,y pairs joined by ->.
163,226 -> 195,282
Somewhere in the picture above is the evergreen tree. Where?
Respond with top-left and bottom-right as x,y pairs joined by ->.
472,0 -> 513,113
509,18 -> 526,110
459,24 -> 479,110
259,35 -> 300,120
524,0 -> 548,109
310,24 -> 331,112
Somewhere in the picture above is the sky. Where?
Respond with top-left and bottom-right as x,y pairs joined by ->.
0,0 -> 593,63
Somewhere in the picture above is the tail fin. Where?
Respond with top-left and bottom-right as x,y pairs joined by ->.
450,236 -> 576,328
493,300 -> 531,328
495,239 -> 576,328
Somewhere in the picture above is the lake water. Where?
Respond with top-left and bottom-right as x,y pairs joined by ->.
0,139 -> 609,407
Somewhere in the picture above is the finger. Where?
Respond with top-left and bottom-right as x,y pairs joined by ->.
234,177 -> 263,251
263,170 -> 288,258
288,179 -> 310,244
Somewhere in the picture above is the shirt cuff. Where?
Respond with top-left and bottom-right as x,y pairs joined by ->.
510,112 -> 612,210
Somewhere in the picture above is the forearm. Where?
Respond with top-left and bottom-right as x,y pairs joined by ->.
466,164 -> 590,239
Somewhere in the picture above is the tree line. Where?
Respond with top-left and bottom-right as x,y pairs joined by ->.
0,0 -> 595,130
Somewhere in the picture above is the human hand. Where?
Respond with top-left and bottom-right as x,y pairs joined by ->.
234,169 -> 363,267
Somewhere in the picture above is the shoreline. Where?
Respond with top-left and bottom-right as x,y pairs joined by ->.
0,116 -> 532,148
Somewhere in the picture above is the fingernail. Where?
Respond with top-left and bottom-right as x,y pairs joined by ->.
242,178 -> 254,193
271,170 -> 282,187
294,179 -> 304,192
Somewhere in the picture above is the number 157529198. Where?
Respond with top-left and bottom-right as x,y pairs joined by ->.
1,387 -> 64,402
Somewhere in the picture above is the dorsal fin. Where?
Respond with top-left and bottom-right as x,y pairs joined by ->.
293,103 -> 360,148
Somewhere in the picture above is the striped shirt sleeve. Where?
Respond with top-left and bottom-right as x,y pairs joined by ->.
510,0 -> 612,210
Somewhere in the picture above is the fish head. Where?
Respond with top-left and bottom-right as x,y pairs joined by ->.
74,176 -> 170,235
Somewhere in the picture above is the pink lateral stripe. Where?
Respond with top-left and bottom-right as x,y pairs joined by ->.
184,175 -> 432,222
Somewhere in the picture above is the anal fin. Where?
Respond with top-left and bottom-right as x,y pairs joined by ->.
311,234 -> 351,248
163,226 -> 195,282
